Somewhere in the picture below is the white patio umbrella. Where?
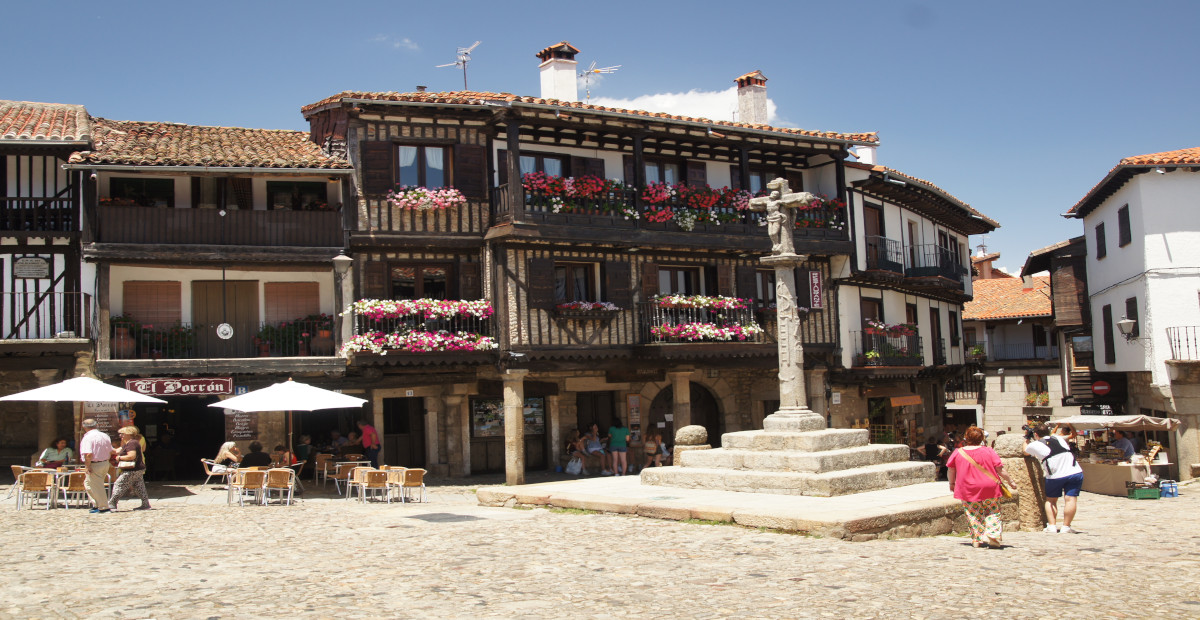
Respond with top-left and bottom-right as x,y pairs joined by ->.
208,379 -> 366,456
0,376 -> 166,404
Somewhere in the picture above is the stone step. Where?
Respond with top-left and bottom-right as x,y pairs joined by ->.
640,461 -> 936,498
677,444 -> 910,473
720,428 -> 870,452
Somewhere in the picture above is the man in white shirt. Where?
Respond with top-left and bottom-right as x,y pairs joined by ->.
79,419 -> 113,514
1024,423 -> 1085,533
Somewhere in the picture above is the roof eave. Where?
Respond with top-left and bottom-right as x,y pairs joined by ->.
62,163 -> 353,174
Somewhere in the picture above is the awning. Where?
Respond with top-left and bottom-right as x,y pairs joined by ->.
865,387 -> 923,407
1049,414 -> 1181,432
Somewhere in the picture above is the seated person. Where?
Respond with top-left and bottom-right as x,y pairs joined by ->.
294,435 -> 313,469
329,430 -> 348,451
582,423 -> 611,475
339,431 -> 362,457
240,441 -> 273,468
564,430 -> 588,475
1111,430 -> 1136,460
271,444 -> 296,467
212,441 -> 242,473
37,437 -> 76,468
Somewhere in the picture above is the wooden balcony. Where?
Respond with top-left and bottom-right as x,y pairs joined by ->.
1,197 -> 76,234
94,206 -> 342,247
852,331 -> 924,367
0,292 -> 92,349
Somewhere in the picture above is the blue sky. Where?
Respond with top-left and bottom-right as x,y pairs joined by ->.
6,0 -> 1198,271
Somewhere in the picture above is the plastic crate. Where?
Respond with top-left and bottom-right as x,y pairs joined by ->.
1160,480 -> 1179,498
1127,487 -> 1160,500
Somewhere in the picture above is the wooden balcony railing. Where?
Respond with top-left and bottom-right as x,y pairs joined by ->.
637,302 -> 765,344
1167,326 -> 1200,360
1,197 -> 76,232
95,206 -> 342,246
108,318 -> 338,360
865,236 -> 904,273
852,331 -> 923,367
990,343 -> 1060,361
1,292 -> 92,340
905,245 -> 967,282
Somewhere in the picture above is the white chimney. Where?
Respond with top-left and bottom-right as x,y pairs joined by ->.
735,71 -> 768,125
537,41 -> 580,102
855,145 -> 878,165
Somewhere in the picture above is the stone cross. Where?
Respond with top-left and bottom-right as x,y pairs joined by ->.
748,178 -> 818,256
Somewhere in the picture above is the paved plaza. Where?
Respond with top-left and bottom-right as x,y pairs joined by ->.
1,474 -> 1198,619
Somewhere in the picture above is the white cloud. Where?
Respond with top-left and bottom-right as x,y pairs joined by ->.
368,35 -> 419,52
591,87 -> 780,124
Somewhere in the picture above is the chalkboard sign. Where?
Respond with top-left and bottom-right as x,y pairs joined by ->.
225,410 -> 258,440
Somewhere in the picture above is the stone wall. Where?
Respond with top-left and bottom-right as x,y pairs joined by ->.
981,369 -> 1077,435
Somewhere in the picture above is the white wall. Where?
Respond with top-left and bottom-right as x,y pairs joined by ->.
836,284 -> 964,368
109,265 -> 335,322
95,171 -> 340,210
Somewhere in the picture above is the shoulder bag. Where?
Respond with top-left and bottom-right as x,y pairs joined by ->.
958,448 -> 1013,499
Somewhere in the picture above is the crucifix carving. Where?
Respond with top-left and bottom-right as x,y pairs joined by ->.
748,178 -> 818,256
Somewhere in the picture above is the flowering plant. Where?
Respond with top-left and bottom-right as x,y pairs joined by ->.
556,301 -> 621,312
644,207 -> 674,223
654,294 -> 750,310
304,313 -> 335,332
386,186 -> 467,211
650,322 -> 763,342
719,188 -> 753,211
674,208 -> 698,231
340,330 -> 498,355
522,171 -> 568,196
641,182 -> 676,206
348,299 -> 495,321
864,320 -> 917,337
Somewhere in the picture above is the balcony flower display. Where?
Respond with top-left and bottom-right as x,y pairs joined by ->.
340,330 -> 498,355
654,294 -> 750,310
650,322 -> 763,342
522,173 -> 632,215
556,301 -> 621,312
1025,392 -> 1050,407
864,319 -> 917,337
347,299 -> 495,321
386,186 -> 467,211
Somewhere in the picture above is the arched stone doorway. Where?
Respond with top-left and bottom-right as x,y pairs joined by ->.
648,382 -> 721,447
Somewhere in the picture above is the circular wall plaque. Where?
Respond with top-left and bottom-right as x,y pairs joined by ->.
216,323 -> 234,340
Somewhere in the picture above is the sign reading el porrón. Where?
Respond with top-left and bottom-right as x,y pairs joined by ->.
125,377 -> 234,396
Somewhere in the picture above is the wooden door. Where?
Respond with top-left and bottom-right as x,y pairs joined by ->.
863,206 -> 883,267
575,391 -> 615,435
929,307 -> 943,364
648,383 -> 721,449
192,281 -> 258,357
383,397 -> 426,468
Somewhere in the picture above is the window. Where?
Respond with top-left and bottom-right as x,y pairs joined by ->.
391,264 -> 451,299
520,153 -> 565,177
194,177 -> 249,210
264,282 -> 320,324
1025,375 -> 1048,395
755,270 -> 777,307
398,145 -> 448,188
658,267 -> 702,295
1117,204 -> 1131,247
645,159 -> 682,185
1102,304 -> 1115,364
266,181 -> 328,211
1032,323 -> 1048,347
109,177 -> 175,208
122,281 -> 181,326
949,311 -> 960,346
1071,335 -> 1094,369
554,263 -> 597,301
1095,222 -> 1107,259
1124,297 -> 1140,338
906,303 -> 919,326
860,297 -> 883,327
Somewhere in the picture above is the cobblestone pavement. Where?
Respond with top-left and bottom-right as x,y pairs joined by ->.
1,474 -> 1198,619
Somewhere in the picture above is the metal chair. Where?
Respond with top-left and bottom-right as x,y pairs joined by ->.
16,471 -> 53,510
264,468 -> 296,506
344,466 -> 373,499
6,465 -> 31,500
57,471 -> 89,509
357,470 -> 389,503
399,468 -> 427,503
385,467 -> 407,502
229,470 -> 268,506
313,454 -> 333,484
200,459 -> 234,487
329,462 -> 358,495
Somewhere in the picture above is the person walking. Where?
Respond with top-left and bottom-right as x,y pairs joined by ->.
78,419 -> 114,514
108,426 -> 151,511
606,418 -> 631,476
946,426 -> 1017,548
1024,423 -> 1085,533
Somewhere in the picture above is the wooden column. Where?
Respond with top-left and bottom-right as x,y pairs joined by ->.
96,262 -> 111,360
505,122 -> 524,222
423,396 -> 442,469
834,154 -> 847,207
503,369 -> 529,486
547,394 -> 561,472
668,370 -> 693,433
632,134 -> 646,211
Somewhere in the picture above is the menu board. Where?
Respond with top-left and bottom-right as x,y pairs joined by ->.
471,397 -> 545,437
225,410 -> 259,440
83,402 -> 121,441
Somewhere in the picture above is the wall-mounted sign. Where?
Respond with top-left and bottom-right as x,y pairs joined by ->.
809,271 -> 823,309
1091,381 -> 1111,396
125,377 -> 234,396
83,401 -> 120,441
13,257 -> 50,279
225,410 -> 258,440
1081,403 -> 1122,416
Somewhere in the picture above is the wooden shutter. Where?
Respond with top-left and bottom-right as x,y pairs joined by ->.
122,281 -> 182,326
190,178 -> 201,209
717,264 -> 734,296
497,150 -> 508,186
230,177 -> 252,209
604,260 -> 632,309
264,282 -> 320,324
527,258 -> 555,309
1102,304 -> 1115,364
362,261 -> 388,299
571,156 -> 605,178
786,171 -> 804,193
360,141 -> 394,196
459,261 -> 482,300
454,144 -> 487,199
735,265 -> 757,300
729,165 -> 743,191
640,261 -> 659,300
686,161 -> 707,187
1125,297 -> 1139,338
623,155 -> 635,185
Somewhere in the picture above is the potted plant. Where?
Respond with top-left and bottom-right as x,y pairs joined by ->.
110,314 -> 138,359
969,344 -> 986,360
1037,392 -> 1050,407
254,325 -> 277,357
863,349 -> 882,366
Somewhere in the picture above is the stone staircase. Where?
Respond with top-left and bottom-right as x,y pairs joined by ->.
640,427 -> 936,497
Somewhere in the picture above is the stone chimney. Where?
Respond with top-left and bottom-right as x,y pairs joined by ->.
537,41 -> 580,102
735,70 -> 768,125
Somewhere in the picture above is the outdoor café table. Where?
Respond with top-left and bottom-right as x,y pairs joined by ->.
334,462 -> 372,496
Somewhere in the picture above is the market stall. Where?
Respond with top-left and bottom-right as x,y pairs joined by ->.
1048,415 -> 1180,496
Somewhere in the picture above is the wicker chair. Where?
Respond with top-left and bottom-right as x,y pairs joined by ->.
385,467 -> 407,502
264,468 -> 296,506
328,462 -> 358,496
16,471 -> 53,510
57,471 -> 89,509
313,454 -> 333,484
357,470 -> 389,503
229,470 -> 267,506
344,466 -> 373,499
200,459 -> 236,487
5,465 -> 30,500
399,468 -> 427,503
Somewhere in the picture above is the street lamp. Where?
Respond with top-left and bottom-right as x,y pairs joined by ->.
332,251 -> 353,281
1117,316 -> 1138,341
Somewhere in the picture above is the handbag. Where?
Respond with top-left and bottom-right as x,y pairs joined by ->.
957,448 -> 1013,499
117,459 -> 136,470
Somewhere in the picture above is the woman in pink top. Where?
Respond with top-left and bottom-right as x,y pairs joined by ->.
945,426 -> 1017,549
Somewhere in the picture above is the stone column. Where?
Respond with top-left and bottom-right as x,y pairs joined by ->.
33,369 -> 62,454
994,434 -> 1047,531
761,253 -> 825,432
444,394 -> 465,477
547,394 -> 561,471
423,396 -> 442,469
503,369 -> 529,486
667,370 -> 693,430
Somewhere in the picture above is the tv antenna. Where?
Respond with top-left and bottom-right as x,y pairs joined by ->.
578,61 -> 621,103
436,41 -> 481,90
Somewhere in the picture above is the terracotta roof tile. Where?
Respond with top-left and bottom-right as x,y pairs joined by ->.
1068,147 -> 1200,216
301,90 -> 878,145
535,41 -> 580,59
68,118 -> 350,169
971,252 -> 1000,264
0,100 -> 91,144
963,276 -> 1052,321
